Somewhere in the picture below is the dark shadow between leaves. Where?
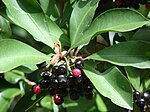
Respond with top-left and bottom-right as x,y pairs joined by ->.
16,0 -> 42,13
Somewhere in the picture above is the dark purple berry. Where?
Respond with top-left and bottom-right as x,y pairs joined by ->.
50,78 -> 59,88
42,71 -> 51,79
36,61 -> 46,68
40,79 -> 50,89
58,64 -> 67,75
58,75 -> 68,88
75,75 -> 82,84
133,91 -> 140,101
85,92 -> 94,100
75,60 -> 84,69
57,88 -> 68,97
139,0 -> 147,4
142,92 -> 150,102
84,84 -> 93,92
48,87 -> 56,96
54,95 -> 64,105
70,92 -> 80,100
67,75 -> 75,86
52,66 -> 59,75
137,98 -> 145,109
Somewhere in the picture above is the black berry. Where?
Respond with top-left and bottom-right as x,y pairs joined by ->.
48,87 -> 56,96
85,92 -> 94,100
58,64 -> 67,75
40,79 -> 50,89
52,66 -> 59,75
70,92 -> 80,100
75,60 -> 84,69
133,91 -> 140,101
58,75 -> 68,88
142,92 -> 150,102
42,71 -> 51,79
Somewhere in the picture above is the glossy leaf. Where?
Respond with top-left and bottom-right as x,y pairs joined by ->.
71,8 -> 149,49
0,88 -> 21,112
40,0 -> 60,21
0,15 -> 11,39
83,62 -> 133,109
2,0 -> 63,48
70,0 -> 99,48
141,73 -> 150,91
125,67 -> 141,91
88,41 -> 150,69
4,70 -> 25,84
0,39 -> 50,73
40,96 -> 52,110
12,91 -> 46,112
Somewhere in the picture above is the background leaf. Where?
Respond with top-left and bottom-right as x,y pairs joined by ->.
2,0 -> 64,48
4,70 -> 25,84
70,0 -> 99,48
125,67 -> 141,91
88,41 -> 150,69
0,88 -> 21,112
70,8 -> 149,49
0,39 -> 50,73
0,15 -> 11,39
83,61 -> 133,109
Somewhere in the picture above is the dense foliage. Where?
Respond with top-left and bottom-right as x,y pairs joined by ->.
0,0 -> 150,112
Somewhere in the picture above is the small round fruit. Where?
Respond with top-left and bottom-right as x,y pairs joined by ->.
58,75 -> 68,88
67,75 -> 75,86
85,92 -> 94,100
75,60 -> 84,69
70,92 -> 80,100
32,85 -> 41,94
52,66 -> 59,75
40,79 -> 50,89
58,64 -> 67,75
72,68 -> 81,77
54,95 -> 64,105
48,87 -> 56,96
137,98 -> 145,109
50,78 -> 59,88
42,71 -> 51,79
133,91 -> 140,101
143,92 -> 150,101
146,3 -> 150,10
57,88 -> 68,97
115,0 -> 122,7
36,61 -> 46,69
84,84 -> 93,92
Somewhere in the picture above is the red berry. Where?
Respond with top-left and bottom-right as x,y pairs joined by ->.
54,95 -> 64,105
146,3 -> 150,10
33,85 -> 41,94
115,0 -> 122,7
72,68 -> 81,77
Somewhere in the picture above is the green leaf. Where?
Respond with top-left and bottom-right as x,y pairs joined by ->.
12,91 -> 46,112
141,73 -> 150,91
95,93 -> 107,112
0,39 -> 50,73
71,8 -> 149,49
2,0 -> 63,48
40,96 -> 52,110
70,0 -> 99,48
88,41 -> 150,69
83,62 -> 133,109
4,70 -> 25,84
125,67 -> 141,91
40,0 -> 60,21
0,88 -> 21,112
0,15 -> 11,39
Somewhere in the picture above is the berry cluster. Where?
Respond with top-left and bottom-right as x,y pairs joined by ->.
133,91 -> 150,110
115,0 -> 150,10
32,60 -> 94,105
